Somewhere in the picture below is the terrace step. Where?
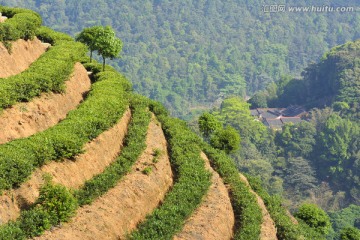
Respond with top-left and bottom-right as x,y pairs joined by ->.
173,152 -> 235,240
0,62 -> 91,144
239,173 -> 278,240
0,38 -> 47,78
34,117 -> 173,240
0,109 -> 131,225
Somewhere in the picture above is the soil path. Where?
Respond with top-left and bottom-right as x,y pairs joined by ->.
0,62 -> 91,144
0,109 -> 131,225
0,38 -> 48,78
173,152 -> 234,240
35,116 -> 173,240
239,174 -> 278,240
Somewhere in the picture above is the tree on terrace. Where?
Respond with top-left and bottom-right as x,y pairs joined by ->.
76,26 -> 122,71
94,26 -> 122,71
75,26 -> 102,62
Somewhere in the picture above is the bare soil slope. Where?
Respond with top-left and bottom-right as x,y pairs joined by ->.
0,38 -> 47,78
0,16 -> 7,22
239,174 -> 278,240
0,62 -> 91,144
0,109 -> 131,225
35,117 -> 173,240
173,152 -> 234,240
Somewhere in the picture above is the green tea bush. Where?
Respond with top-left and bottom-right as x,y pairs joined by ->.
0,95 -> 147,239
0,62 -> 129,191
130,100 -> 211,240
295,203 -> 331,235
0,6 -> 42,48
202,145 -> 262,240
0,180 -> 77,239
36,181 -> 78,225
18,207 -> 51,238
0,39 -> 87,110
75,95 -> 151,205
340,227 -> 360,240
246,175 -> 302,239
0,222 -> 25,240
35,26 -> 73,45
0,6 -> 87,109
0,6 -> 40,18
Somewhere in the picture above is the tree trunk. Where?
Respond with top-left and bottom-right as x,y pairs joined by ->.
102,56 -> 106,71
90,51 -> 93,63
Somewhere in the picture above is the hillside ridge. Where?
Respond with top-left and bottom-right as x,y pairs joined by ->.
0,38 -> 47,78
0,6 -> 309,240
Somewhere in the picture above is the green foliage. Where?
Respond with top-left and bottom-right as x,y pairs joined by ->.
94,26 -> 122,71
76,25 -> 122,71
0,6 -> 41,49
210,126 -> 240,154
284,157 -> 317,194
295,203 -> 332,235
0,33 -> 87,110
277,122 -> 316,158
266,39 -> 360,122
198,112 -> 222,139
152,148 -> 162,157
216,97 -> 269,147
333,102 -> 350,113
315,114 -> 360,196
0,60 -> 129,191
340,227 -> 360,240
152,148 -> 162,163
36,26 -> 73,45
246,175 -> 302,239
75,96 -> 151,205
36,181 -> 78,225
5,0 -> 357,117
202,145 -> 262,240
142,166 -> 152,175
329,204 -> 360,238
198,96 -> 278,192
75,25 -> 103,62
248,91 -> 268,108
130,100 -> 211,240
0,180 -> 77,239
18,207 -> 51,238
0,222 -> 25,240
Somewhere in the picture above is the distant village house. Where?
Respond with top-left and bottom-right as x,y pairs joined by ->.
250,105 -> 306,129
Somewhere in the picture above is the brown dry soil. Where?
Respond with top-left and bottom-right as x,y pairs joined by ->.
0,62 -> 91,144
173,152 -> 234,240
0,38 -> 48,78
35,116 -> 173,240
239,174 -> 278,240
0,109 -> 131,225
287,209 -> 299,225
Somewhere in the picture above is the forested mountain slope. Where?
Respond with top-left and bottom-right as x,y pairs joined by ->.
205,38 -> 360,238
257,38 -> 360,206
0,5 -> 336,239
264,39 -> 360,121
1,0 -> 359,117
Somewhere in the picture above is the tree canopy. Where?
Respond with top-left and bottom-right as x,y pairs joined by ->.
2,0 -> 359,117
76,25 -> 122,70
75,26 -> 102,62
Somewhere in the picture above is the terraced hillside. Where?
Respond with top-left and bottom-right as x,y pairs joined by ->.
0,6 -> 315,240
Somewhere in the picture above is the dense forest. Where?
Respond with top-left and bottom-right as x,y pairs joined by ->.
1,1 -> 359,238
196,38 -> 360,239
1,0 -> 359,118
